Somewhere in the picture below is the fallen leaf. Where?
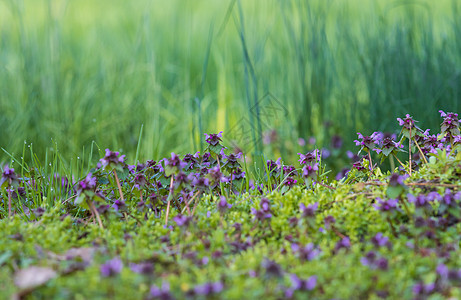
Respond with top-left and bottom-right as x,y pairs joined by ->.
14,266 -> 57,291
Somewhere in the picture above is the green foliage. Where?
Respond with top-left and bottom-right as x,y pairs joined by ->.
1,151 -> 460,299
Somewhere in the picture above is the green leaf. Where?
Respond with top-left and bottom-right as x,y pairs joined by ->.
386,186 -> 404,199
0,251 -> 13,266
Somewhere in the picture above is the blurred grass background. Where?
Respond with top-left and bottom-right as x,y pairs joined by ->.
0,0 -> 460,166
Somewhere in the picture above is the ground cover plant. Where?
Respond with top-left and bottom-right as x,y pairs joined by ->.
0,111 -> 460,299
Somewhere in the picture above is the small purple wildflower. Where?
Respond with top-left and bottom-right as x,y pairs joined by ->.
1,165 -> 19,187
112,199 -> 126,212
164,153 -> 187,170
204,132 -> 223,146
133,174 -> 148,190
436,263 -> 449,280
407,194 -> 433,209
291,243 -> 321,261
100,257 -> 123,277
217,196 -> 232,213
173,214 -> 192,227
397,114 -> 416,129
283,177 -> 297,188
260,198 -> 271,212
193,281 -> 224,296
439,110 -> 460,139
251,207 -> 272,221
150,282 -> 175,300
331,135 -> 343,149
371,233 -> 392,249
334,237 -> 351,252
388,173 -> 408,187
291,274 -> 317,291
207,166 -> 228,184
299,202 -> 318,218
354,132 -> 379,151
129,262 -> 154,275
231,168 -> 246,180
261,259 -> 283,277
302,164 -> 319,179
324,215 -> 336,230
99,149 -> 125,170
298,150 -> 320,165
76,173 -> 97,194
373,198 -> 399,212
283,165 -> 297,176
360,251 -> 389,270
412,282 -> 435,297
321,148 -> 331,159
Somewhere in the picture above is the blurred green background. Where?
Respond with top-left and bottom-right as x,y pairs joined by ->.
0,0 -> 460,165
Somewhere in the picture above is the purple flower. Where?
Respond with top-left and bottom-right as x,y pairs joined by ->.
302,164 -> 319,179
204,132 -> 223,146
217,196 -> 232,213
75,173 -> 97,198
251,208 -> 272,221
99,149 -> 125,170
164,153 -> 187,170
1,165 -> 19,187
360,251 -> 388,270
193,281 -> 224,296
100,257 -> 123,277
129,262 -> 154,275
436,263 -> 449,280
283,165 -> 297,176
298,150 -> 320,165
183,152 -> 200,170
261,259 -> 283,277
291,243 -> 321,261
324,215 -> 336,229
397,114 -> 416,129
207,166 -> 228,185
321,148 -> 331,159
334,237 -> 351,252
290,274 -> 317,291
283,177 -> 297,187
335,168 -> 350,180
173,214 -> 192,227
260,198 -> 271,212
352,158 -> 367,171
190,174 -> 210,190
374,137 -> 404,156
267,158 -> 282,173
231,168 -> 246,180
412,282 -> 435,297
299,202 -> 318,218
407,194 -> 432,209
373,198 -> 398,212
150,282 -> 175,300
354,132 -> 379,151
439,189 -> 461,206
220,150 -> 242,169
439,110 -> 460,139
112,199 -> 126,212
331,135 -> 343,149
371,233 -> 392,249
388,173 -> 407,187
133,174 -> 148,190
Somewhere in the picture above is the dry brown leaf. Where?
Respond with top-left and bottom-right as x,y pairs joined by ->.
14,266 -> 57,291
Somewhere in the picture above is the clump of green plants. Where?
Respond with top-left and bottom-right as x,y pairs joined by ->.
0,110 -> 460,299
